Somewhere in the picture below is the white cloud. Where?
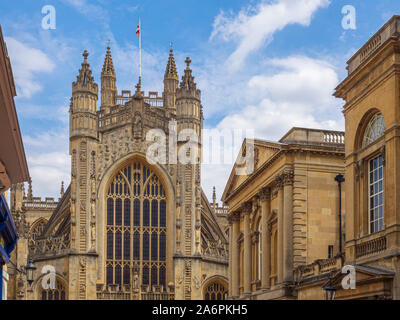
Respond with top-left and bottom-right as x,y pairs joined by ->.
218,55 -> 342,139
23,130 -> 70,199
5,37 -> 55,98
63,0 -> 109,22
201,55 -> 344,202
210,0 -> 330,69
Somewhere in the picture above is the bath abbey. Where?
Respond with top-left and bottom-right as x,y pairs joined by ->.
6,46 -> 229,300
4,11 -> 400,301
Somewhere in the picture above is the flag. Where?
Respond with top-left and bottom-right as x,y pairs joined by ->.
136,20 -> 140,37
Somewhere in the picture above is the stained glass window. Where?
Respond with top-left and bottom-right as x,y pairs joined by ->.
107,199 -> 113,225
124,199 -> 130,226
143,200 -> 150,226
124,232 -> 130,260
151,200 -> 158,227
105,161 -> 167,290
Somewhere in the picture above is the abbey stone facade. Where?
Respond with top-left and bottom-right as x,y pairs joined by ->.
6,47 -> 229,300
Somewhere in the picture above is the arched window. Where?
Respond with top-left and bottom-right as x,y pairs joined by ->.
204,280 -> 228,300
29,218 -> 48,254
362,112 -> 385,148
105,161 -> 167,290
30,218 -> 47,240
40,278 -> 67,300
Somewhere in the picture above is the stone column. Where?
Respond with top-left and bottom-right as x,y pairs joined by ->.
231,212 -> 240,298
242,202 -> 252,295
275,175 -> 284,284
282,169 -> 294,283
259,187 -> 271,289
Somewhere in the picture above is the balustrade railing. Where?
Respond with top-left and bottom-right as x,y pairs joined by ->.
355,236 -> 387,258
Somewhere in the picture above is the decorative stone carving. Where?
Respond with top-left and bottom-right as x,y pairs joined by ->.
241,202 -> 252,216
274,174 -> 283,190
258,187 -> 271,202
13,209 -> 29,239
133,112 -> 143,139
193,276 -> 200,289
71,149 -> 77,177
282,169 -> 294,186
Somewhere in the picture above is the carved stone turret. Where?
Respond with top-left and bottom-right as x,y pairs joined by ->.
163,47 -> 179,111
101,46 -> 117,108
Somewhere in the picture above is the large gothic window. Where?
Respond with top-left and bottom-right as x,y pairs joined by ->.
362,112 -> 385,148
106,161 -> 167,290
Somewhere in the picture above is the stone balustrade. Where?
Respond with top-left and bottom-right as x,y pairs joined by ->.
293,255 -> 344,283
279,127 -> 344,147
355,236 -> 387,258
96,283 -> 175,300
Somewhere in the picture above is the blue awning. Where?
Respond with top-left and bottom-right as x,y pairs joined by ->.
0,194 -> 18,265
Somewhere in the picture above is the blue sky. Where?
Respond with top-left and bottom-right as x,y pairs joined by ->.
1,0 -> 399,201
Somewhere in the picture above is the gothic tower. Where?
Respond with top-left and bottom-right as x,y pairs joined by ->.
175,57 -> 203,299
163,48 -> 179,112
69,50 -> 99,299
101,46 -> 117,108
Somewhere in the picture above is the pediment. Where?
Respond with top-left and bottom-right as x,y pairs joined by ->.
221,139 -> 282,202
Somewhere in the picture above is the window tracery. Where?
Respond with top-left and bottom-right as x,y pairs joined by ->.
106,161 -> 167,289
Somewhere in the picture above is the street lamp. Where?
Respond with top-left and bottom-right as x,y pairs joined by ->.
9,258 -> 36,285
324,273 -> 336,300
25,259 -> 37,285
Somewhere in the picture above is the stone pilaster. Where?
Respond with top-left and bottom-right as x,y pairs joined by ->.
230,212 -> 240,298
259,187 -> 271,289
275,174 -> 284,284
282,169 -> 294,284
242,202 -> 252,295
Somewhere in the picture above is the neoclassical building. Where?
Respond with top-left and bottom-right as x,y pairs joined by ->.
222,128 -> 345,299
7,46 -> 228,300
295,15 -> 400,300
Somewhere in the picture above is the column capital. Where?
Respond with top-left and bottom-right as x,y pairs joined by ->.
282,169 -> 294,186
258,187 -> 271,202
274,174 -> 283,190
241,202 -> 252,216
251,231 -> 260,244
228,211 -> 240,223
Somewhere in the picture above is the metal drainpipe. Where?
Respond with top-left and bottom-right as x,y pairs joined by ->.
335,174 -> 345,254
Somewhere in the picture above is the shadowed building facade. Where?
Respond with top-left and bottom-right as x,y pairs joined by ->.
7,47 -> 228,300
295,15 -> 400,300
222,128 -> 345,299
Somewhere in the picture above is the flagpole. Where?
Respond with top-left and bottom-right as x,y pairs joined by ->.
139,17 -> 141,85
